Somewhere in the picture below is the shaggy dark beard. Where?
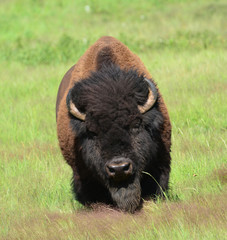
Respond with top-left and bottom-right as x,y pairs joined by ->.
108,177 -> 141,213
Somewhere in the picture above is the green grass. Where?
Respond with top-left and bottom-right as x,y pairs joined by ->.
0,0 -> 226,239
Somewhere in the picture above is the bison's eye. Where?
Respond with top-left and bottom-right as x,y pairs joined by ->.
130,118 -> 142,133
85,118 -> 99,136
86,125 -> 98,137
86,129 -> 98,138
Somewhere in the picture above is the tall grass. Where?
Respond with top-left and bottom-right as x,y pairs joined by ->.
0,0 -> 226,239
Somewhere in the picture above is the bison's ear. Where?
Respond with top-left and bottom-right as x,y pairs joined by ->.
66,89 -> 86,121
138,78 -> 158,114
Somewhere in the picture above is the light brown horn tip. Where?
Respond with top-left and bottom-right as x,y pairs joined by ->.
69,100 -> 86,121
138,78 -> 158,114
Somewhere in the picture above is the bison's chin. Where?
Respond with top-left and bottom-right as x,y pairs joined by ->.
109,178 -> 141,213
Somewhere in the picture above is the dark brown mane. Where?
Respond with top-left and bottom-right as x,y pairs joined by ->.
69,64 -> 151,132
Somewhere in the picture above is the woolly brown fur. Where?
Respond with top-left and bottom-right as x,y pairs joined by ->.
56,36 -> 171,212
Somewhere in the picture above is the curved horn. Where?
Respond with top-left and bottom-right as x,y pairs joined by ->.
69,100 -> 86,121
66,89 -> 86,121
138,78 -> 158,114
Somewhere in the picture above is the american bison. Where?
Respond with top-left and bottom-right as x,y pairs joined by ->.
56,36 -> 171,213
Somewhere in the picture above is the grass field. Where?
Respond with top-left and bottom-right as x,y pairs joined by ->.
0,0 -> 226,239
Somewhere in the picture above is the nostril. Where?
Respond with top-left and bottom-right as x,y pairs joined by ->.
107,166 -> 115,173
106,165 -> 117,177
123,163 -> 130,172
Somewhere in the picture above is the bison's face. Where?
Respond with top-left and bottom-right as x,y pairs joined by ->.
67,64 -> 163,212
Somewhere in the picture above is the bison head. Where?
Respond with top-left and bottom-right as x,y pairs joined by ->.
66,64 -> 163,212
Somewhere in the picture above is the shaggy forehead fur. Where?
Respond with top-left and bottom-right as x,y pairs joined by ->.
69,64 -> 151,135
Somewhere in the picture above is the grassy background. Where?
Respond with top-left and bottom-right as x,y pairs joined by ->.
0,0 -> 226,239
